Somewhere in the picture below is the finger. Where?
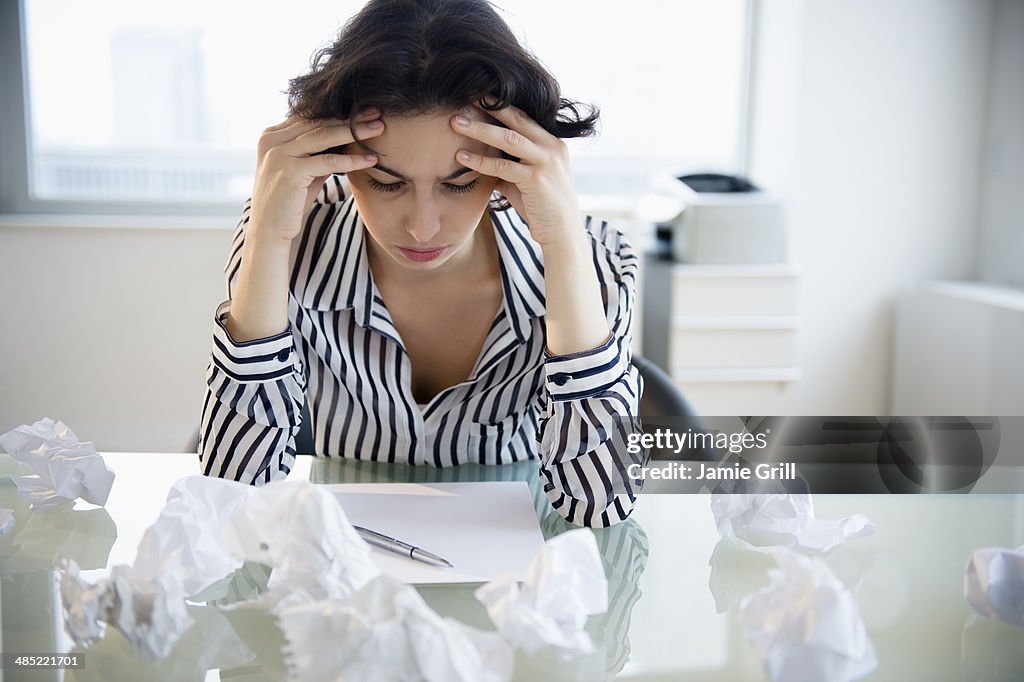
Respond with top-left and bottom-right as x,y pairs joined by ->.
455,148 -> 527,185
261,107 -> 382,149
472,99 -> 550,142
260,118 -> 331,159
451,113 -> 542,163
298,149 -> 379,178
265,115 -> 343,141
263,114 -> 303,134
291,119 -> 386,157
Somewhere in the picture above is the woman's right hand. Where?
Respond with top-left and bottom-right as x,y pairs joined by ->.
248,107 -> 385,243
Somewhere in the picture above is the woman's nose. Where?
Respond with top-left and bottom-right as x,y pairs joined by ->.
404,201 -> 442,244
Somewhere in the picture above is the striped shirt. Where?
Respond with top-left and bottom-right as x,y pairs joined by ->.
198,174 -> 645,527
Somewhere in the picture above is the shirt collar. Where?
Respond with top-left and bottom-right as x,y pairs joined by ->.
292,191 -> 547,346
490,206 -> 546,342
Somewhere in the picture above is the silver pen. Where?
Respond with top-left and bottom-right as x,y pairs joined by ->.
353,525 -> 454,568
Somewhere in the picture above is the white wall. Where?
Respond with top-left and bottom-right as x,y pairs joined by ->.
0,220 -> 232,451
748,0 -> 995,413
975,0 -> 1024,289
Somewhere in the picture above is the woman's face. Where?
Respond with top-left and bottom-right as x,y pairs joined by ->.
344,107 -> 502,273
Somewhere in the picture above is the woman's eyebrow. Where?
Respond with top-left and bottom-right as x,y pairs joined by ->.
372,163 -> 475,182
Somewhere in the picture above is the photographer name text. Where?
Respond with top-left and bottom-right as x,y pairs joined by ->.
627,461 -> 797,481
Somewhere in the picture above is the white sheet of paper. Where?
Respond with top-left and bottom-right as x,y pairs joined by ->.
323,482 -> 545,584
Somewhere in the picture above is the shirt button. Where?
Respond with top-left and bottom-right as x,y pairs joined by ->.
276,348 -> 291,362
551,372 -> 571,386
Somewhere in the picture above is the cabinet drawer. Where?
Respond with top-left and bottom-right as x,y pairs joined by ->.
675,379 -> 796,415
670,327 -> 796,369
672,270 -> 798,317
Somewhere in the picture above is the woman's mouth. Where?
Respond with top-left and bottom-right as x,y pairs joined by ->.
398,246 -> 447,262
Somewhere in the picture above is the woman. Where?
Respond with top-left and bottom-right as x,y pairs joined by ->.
198,0 -> 644,527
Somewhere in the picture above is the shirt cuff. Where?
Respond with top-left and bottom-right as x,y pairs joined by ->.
211,300 -> 297,382
543,334 -> 629,401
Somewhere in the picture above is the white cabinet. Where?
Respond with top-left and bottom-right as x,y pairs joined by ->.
891,281 -> 1024,414
641,257 -> 800,414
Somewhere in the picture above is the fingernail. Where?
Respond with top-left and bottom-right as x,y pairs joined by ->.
457,150 -> 471,161
363,154 -> 377,161
367,119 -> 383,128
454,115 -> 470,127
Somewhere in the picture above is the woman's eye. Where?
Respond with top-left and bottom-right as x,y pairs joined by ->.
366,178 -> 479,194
367,178 -> 403,193
445,180 -> 479,194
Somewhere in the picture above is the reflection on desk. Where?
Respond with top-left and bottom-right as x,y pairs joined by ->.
311,456 -> 649,678
1,452 -> 1023,681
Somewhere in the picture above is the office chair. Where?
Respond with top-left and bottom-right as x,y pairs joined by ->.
631,354 -> 716,461
187,355 -> 709,458
632,354 -> 699,420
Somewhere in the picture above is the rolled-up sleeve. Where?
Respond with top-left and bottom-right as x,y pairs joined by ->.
198,199 -> 307,485
537,220 -> 647,528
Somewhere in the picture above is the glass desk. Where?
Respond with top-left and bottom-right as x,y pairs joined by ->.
2,452 -> 1023,681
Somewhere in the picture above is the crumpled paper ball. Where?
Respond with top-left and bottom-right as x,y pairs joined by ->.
965,545 -> 1024,627
61,559 -> 193,659
712,492 -> 874,554
739,549 -> 878,682
130,475 -> 252,602
0,418 -> 114,511
220,478 -> 380,608
475,529 -> 608,657
60,476 -> 379,659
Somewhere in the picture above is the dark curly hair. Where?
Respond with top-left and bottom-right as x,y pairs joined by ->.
286,0 -> 600,211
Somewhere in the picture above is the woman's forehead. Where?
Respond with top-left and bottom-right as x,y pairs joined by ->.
367,108 -> 500,177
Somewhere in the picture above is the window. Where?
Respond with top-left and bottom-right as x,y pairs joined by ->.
4,0 -> 749,213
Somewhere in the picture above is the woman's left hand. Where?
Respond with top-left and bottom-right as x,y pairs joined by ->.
451,99 -> 581,248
